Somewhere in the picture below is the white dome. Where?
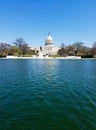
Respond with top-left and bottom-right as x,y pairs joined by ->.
46,35 -> 52,41
45,33 -> 54,46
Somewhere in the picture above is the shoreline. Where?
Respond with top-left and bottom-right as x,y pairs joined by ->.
0,57 -> 96,60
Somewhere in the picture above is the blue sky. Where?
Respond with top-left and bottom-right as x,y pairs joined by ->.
0,0 -> 96,47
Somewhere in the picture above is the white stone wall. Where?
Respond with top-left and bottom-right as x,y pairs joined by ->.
42,46 -> 60,55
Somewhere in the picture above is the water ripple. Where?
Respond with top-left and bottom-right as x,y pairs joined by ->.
0,59 -> 96,130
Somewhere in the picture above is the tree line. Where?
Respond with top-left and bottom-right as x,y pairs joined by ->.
0,38 -> 37,57
0,38 -> 96,58
58,42 -> 96,58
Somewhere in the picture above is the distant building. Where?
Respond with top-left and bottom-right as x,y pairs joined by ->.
41,32 -> 60,55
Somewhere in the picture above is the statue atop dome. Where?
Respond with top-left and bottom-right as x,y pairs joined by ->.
48,32 -> 50,36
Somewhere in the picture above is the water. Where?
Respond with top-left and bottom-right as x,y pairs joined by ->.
0,59 -> 96,130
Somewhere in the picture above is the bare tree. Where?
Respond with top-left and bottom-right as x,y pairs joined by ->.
91,42 -> 96,57
0,43 -> 10,56
73,41 -> 84,55
14,38 -> 28,56
58,43 -> 67,56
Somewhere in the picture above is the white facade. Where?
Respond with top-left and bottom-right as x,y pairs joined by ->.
41,33 -> 60,55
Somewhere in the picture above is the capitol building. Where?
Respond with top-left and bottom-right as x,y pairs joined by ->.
39,33 -> 60,56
